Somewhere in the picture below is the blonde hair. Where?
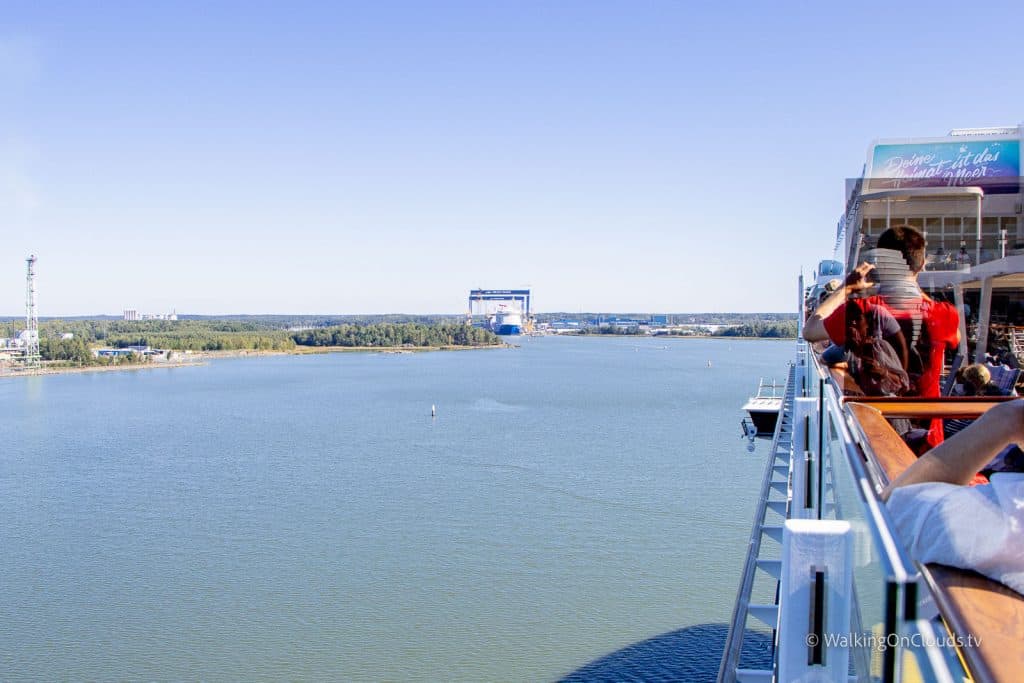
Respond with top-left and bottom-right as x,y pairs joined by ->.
962,364 -> 991,389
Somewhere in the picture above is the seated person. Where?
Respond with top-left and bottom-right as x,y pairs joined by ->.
945,364 -> 1009,440
960,363 -> 1008,397
883,400 -> 1024,595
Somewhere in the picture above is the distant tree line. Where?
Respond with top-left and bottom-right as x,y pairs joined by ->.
1,319 -> 500,364
535,312 -> 797,325
290,322 -> 500,347
576,326 -> 646,336
718,321 -> 798,338
38,336 -> 99,364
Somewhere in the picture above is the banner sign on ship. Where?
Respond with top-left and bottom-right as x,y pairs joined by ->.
868,139 -> 1020,194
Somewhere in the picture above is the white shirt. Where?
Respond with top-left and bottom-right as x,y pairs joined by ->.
887,473 -> 1024,594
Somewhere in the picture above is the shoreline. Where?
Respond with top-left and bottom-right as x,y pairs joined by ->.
0,359 -> 209,378
208,344 -> 509,359
0,336 -> 791,378
555,333 -> 797,340
0,343 -> 508,378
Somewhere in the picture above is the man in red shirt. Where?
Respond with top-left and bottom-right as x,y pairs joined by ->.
804,226 -> 960,445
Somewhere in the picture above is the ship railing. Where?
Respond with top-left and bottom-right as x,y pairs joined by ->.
838,396 -> 1023,682
719,346 -> 972,683
807,355 -> 972,682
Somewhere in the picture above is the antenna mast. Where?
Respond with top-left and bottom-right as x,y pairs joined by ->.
24,255 -> 40,369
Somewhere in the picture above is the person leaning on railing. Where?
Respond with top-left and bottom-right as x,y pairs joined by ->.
882,399 -> 1024,595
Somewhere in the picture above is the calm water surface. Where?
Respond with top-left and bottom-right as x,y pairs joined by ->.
1,336 -> 790,681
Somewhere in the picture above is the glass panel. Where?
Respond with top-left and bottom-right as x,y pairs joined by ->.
899,619 -> 969,682
962,217 -> 978,242
1004,217 -> 1021,253
867,218 -> 887,241
943,216 -> 961,247
825,411 -> 886,681
813,362 -> 970,683
980,217 -> 1001,261
924,218 -> 947,269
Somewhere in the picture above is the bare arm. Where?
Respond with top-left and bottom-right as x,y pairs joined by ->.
882,399 -> 1024,500
803,263 -> 877,342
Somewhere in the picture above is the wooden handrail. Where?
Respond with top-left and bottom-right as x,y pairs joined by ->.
846,403 -> 916,487
845,401 -> 1024,682
920,565 -> 1024,683
844,397 -> 1012,420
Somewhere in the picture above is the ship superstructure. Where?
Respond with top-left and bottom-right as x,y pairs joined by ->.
720,124 -> 1024,682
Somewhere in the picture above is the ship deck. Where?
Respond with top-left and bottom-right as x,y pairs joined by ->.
848,399 -> 1024,683
720,346 -> 1024,683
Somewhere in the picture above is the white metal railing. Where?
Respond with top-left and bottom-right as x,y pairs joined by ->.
719,341 -> 968,682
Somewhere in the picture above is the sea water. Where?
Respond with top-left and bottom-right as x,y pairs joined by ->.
0,335 -> 790,681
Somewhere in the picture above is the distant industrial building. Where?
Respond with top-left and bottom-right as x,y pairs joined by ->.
468,289 -> 533,335
93,345 -> 166,359
124,309 -> 178,321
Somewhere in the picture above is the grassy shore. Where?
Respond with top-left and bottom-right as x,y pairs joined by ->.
0,358 -> 207,378
0,343 -> 509,378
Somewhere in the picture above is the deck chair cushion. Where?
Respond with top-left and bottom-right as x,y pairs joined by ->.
986,363 -> 1021,396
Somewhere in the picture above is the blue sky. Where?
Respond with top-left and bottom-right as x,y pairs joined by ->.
2,1 -> 1022,315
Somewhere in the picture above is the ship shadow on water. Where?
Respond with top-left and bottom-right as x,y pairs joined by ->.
559,623 -> 772,683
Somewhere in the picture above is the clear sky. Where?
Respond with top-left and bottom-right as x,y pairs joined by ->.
2,1 -> 1022,316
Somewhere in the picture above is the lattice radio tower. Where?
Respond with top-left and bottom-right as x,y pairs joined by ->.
24,254 -> 40,368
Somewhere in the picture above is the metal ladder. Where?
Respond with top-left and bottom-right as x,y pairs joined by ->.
717,361 -> 799,683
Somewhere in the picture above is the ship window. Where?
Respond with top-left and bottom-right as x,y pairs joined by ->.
962,217 -> 977,243
925,217 -> 943,250
981,218 -> 1001,256
1002,217 -> 1019,243
943,217 -> 961,248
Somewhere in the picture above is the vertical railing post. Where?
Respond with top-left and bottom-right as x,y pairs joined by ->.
778,519 -> 853,683
796,341 -> 808,397
792,397 -> 819,518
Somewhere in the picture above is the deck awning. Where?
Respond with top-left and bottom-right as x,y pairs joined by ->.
918,254 -> 1024,290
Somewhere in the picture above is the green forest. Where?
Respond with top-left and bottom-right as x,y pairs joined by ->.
575,321 -> 797,338
717,321 -> 798,338
290,322 -> 500,348
2,319 -> 501,365
1,313 -> 796,367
